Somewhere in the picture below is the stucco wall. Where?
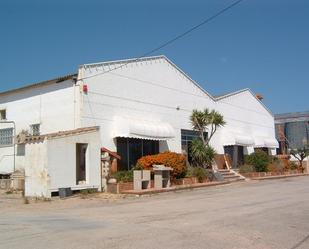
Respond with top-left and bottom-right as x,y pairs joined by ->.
24,130 -> 101,197
24,140 -> 49,197
78,57 -> 276,156
0,80 -> 79,173
47,131 -> 101,192
79,57 -> 215,153
215,91 -> 276,154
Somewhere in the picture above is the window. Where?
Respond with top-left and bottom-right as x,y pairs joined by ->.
30,124 -> 40,136
116,138 -> 159,171
0,128 -> 13,146
181,129 -> 207,164
0,109 -> 6,120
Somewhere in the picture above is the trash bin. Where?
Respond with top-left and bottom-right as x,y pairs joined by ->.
59,187 -> 72,198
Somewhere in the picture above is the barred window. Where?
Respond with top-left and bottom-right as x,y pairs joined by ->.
0,128 -> 13,146
30,124 -> 40,136
0,109 -> 6,120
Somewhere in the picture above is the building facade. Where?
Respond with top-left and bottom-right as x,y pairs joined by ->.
275,111 -> 309,154
0,55 -> 278,181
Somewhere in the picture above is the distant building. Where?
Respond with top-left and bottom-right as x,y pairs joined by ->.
275,111 -> 309,154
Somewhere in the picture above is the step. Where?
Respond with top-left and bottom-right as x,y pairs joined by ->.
220,172 -> 235,176
218,169 -> 230,173
223,175 -> 241,179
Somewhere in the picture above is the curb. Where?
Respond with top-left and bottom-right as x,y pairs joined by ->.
249,173 -> 309,181
121,180 -> 238,195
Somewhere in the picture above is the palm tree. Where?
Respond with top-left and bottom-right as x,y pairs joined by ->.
189,108 -> 225,169
191,138 -> 216,168
190,108 -> 226,146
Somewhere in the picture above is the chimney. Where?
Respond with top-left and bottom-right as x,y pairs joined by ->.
256,93 -> 263,101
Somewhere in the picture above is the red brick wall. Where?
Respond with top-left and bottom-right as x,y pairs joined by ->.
241,170 -> 303,178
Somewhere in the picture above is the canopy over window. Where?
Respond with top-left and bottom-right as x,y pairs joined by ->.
254,136 -> 279,148
222,131 -> 254,147
112,116 -> 175,140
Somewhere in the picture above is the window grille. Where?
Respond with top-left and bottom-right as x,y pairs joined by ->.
30,124 -> 40,136
0,109 -> 6,120
0,128 -> 13,146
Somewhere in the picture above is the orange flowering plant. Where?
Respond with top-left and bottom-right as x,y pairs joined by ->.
136,151 -> 187,178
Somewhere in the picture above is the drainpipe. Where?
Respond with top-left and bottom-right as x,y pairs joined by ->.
0,120 -> 16,172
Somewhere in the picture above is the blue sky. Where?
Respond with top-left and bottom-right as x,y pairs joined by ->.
0,0 -> 308,114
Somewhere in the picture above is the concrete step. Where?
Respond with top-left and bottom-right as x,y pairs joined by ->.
220,172 -> 235,176
223,175 -> 241,179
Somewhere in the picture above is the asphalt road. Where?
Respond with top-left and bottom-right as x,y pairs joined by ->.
1,176 -> 309,249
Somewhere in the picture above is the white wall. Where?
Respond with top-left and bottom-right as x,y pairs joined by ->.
79,57 -> 215,153
78,57 -> 276,156
46,131 -> 101,192
24,130 -> 101,197
24,140 -> 49,197
0,80 -> 79,173
215,91 -> 276,154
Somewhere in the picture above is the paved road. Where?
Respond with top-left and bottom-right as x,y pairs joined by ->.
1,176 -> 309,249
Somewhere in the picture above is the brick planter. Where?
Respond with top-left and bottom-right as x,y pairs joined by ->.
241,170 -> 304,179
107,177 -> 210,193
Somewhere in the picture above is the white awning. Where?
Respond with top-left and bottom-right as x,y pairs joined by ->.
254,136 -> 279,148
112,117 -> 175,140
222,131 -> 254,146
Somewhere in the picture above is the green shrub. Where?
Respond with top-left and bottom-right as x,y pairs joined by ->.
267,161 -> 284,173
111,170 -> 133,182
190,138 -> 216,168
239,164 -> 255,173
186,166 -> 208,183
245,151 -> 270,172
288,161 -> 298,170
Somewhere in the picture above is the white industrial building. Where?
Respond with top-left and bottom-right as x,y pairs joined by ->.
0,55 -> 278,197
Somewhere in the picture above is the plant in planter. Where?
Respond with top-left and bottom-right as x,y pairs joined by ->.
190,139 -> 216,168
189,108 -> 225,169
110,170 -> 133,183
186,166 -> 209,183
289,145 -> 309,173
245,151 -> 270,172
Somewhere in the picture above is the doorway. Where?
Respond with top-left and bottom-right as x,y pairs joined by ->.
224,145 -> 244,168
76,143 -> 88,184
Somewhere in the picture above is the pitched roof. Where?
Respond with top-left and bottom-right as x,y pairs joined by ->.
0,73 -> 77,97
79,56 -> 272,116
214,88 -> 274,116
79,55 -> 214,99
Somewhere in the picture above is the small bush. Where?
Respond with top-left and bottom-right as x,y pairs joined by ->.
186,166 -> 208,183
80,188 -> 98,195
245,151 -> 270,172
288,161 -> 298,170
137,151 -> 187,178
190,139 -> 216,168
267,161 -> 284,173
239,164 -> 255,174
110,170 -> 133,182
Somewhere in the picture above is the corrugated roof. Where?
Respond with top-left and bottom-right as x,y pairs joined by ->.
275,111 -> 309,123
0,73 -> 77,97
20,126 -> 99,143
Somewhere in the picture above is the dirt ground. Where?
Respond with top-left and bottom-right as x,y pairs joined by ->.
1,176 -> 309,249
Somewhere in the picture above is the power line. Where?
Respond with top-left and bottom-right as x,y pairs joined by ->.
80,0 -> 244,80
